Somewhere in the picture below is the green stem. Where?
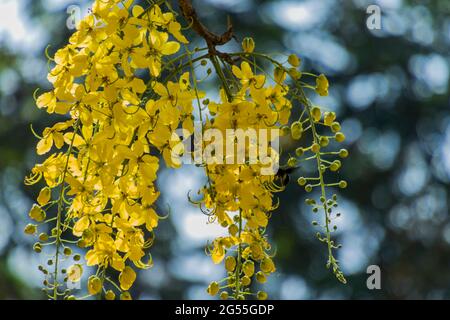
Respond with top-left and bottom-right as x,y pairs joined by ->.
210,55 -> 233,102
52,119 -> 79,300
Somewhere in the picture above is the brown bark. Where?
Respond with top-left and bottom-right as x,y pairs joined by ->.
178,0 -> 236,63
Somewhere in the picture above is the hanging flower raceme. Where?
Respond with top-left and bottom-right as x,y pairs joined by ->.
25,0 -> 349,300
25,0 -> 192,300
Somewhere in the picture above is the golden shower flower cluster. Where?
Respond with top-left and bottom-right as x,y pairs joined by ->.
197,61 -> 291,300
25,0 -> 349,300
26,0 -> 194,300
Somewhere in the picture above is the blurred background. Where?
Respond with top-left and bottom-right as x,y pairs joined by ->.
0,0 -> 450,299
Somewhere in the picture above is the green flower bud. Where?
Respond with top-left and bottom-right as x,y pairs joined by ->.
257,291 -> 268,300
256,271 -> 267,283
319,136 -> 329,147
24,224 -> 37,235
297,177 -> 307,186
287,157 -> 297,167
311,143 -> 320,153
331,122 -> 341,132
105,290 -> 116,300
339,149 -> 349,158
339,180 -> 348,189
335,132 -> 346,142
295,147 -> 304,157
63,247 -> 72,256
33,242 -> 42,253
311,107 -> 321,122
288,67 -> 301,79
39,233 -> 49,242
207,281 -> 219,296
241,275 -> 251,286
280,125 -> 290,136
220,291 -> 229,300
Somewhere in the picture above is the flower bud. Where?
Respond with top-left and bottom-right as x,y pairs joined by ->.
311,143 -> 320,154
242,37 -> 255,53
24,224 -> 37,235
207,281 -> 219,296
319,136 -> 329,147
324,112 -> 336,126
225,256 -> 236,272
105,290 -> 116,300
39,233 -> 49,242
274,67 -> 286,84
311,107 -> 321,122
297,177 -> 306,186
29,204 -> 46,222
220,291 -> 229,300
37,187 -> 51,206
87,275 -> 102,295
291,121 -> 303,140
120,292 -> 132,300
63,247 -> 72,256
339,149 -> 349,158
330,160 -> 341,172
339,180 -> 348,189
288,54 -> 301,67
280,125 -> 290,136
288,67 -> 301,80
242,260 -> 255,277
241,275 -> 251,286
315,74 -> 329,96
331,122 -> 341,133
335,132 -> 346,142
33,242 -> 42,253
260,257 -> 275,273
287,157 -> 297,167
256,271 -> 267,283
257,291 -> 268,300
228,224 -> 238,236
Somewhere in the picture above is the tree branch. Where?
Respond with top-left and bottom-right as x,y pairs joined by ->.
178,0 -> 236,64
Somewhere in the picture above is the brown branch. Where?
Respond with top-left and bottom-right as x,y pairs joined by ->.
178,0 -> 236,64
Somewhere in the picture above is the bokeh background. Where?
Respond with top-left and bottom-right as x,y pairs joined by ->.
1,0 -> 450,299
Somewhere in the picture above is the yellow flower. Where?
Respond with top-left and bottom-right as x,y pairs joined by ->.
131,30 -> 180,76
232,61 -> 265,91
36,120 -> 73,155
